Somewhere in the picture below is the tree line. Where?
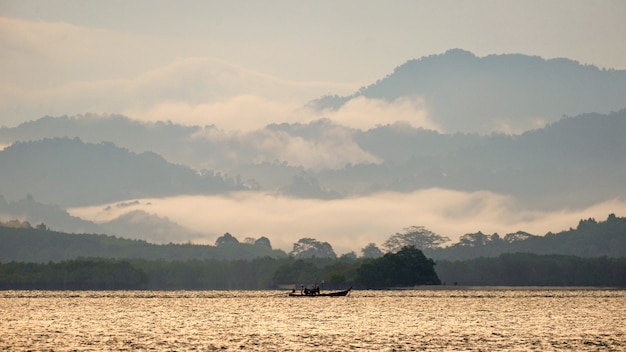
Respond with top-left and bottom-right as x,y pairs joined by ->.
2,214 -> 625,264
436,253 -> 626,286
1,214 -> 625,289
0,247 -> 439,290
424,214 -> 626,260
0,214 -> 626,263
2,249 -> 625,290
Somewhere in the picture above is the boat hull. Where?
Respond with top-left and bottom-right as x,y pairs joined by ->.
288,287 -> 351,297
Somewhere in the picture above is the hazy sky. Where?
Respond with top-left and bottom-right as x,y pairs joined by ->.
1,0 -> 626,127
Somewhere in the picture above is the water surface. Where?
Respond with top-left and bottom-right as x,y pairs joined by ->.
1,289 -> 624,351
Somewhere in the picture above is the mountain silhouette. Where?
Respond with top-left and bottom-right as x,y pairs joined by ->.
311,49 -> 626,134
0,137 -> 246,206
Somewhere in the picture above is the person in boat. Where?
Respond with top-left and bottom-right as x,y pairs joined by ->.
303,284 -> 320,295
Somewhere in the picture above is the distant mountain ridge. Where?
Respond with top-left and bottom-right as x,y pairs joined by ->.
426,214 -> 626,260
0,114 -> 207,169
0,225 -> 286,263
319,109 -> 626,209
311,49 -> 626,133
0,194 -> 104,234
0,49 -> 624,245
0,137 -> 246,207
1,109 -> 625,210
0,195 -> 212,244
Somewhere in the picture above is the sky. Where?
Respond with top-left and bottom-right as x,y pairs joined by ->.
2,0 -> 626,252
1,0 -> 626,128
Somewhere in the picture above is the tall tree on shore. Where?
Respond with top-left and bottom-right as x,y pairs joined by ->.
383,226 -> 450,253
357,246 -> 441,288
289,238 -> 337,259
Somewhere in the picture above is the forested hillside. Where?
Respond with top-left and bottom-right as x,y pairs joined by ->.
0,137 -> 246,206
425,214 -> 626,260
312,49 -> 626,134
1,214 -> 624,263
1,109 -> 624,210
1,214 -> 625,289
0,225 -> 286,262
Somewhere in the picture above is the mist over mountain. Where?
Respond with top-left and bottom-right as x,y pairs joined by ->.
2,109 -> 624,212
99,209 -> 209,244
330,109 -> 626,209
311,49 -> 626,134
0,49 -> 624,250
0,195 -> 210,244
0,194 -> 104,234
0,137 -> 247,207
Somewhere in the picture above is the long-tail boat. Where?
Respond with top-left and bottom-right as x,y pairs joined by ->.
288,284 -> 351,297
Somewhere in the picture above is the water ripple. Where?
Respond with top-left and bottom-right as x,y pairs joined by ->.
1,289 -> 624,351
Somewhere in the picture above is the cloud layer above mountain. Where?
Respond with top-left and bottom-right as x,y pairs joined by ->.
3,1 -> 626,130
68,190 -> 626,254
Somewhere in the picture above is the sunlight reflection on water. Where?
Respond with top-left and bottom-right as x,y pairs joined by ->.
1,289 -> 624,351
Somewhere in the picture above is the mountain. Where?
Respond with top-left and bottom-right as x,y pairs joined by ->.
0,114 -> 208,170
1,109 -> 624,210
311,49 -> 626,134
0,224 -> 287,263
315,109 -> 626,209
0,194 -> 104,234
100,209 -> 208,244
0,137 -> 247,207
0,194 -> 211,244
427,214 -> 626,260
0,49 -> 624,215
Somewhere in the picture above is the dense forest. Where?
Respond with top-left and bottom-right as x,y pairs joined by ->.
1,214 -> 625,289
1,251 -> 624,290
0,247 -> 441,290
436,253 -> 626,286
0,223 -> 286,262
1,109 -> 625,210
2,214 -> 624,262
425,214 -> 626,260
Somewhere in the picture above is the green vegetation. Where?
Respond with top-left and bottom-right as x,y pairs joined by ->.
0,226 -> 287,262
0,258 -> 147,290
425,214 -> 626,260
0,248 -> 440,290
2,250 -> 624,290
436,253 -> 626,286
357,246 -> 440,287
1,214 -> 625,289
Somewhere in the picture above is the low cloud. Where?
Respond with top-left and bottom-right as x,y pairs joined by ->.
2,19 -> 438,134
68,189 -> 626,255
319,96 -> 441,132
125,95 -> 303,131
0,57 -> 352,128
189,120 -> 381,170
125,94 -> 439,134
0,17 -> 355,127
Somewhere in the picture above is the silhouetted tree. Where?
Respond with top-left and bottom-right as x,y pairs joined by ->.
289,238 -> 336,259
215,232 -> 239,247
357,246 -> 440,287
254,236 -> 272,249
361,243 -> 383,258
340,251 -> 357,260
383,226 -> 450,252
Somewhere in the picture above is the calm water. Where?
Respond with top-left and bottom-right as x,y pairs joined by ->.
1,289 -> 624,351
